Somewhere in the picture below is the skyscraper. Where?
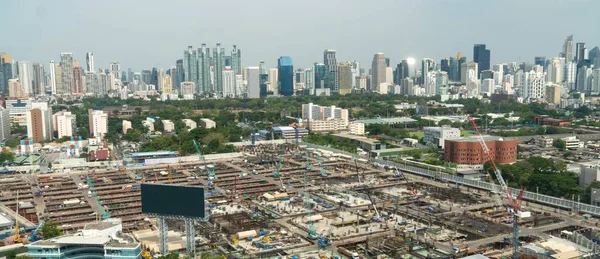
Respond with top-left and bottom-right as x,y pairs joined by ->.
32,63 -> 44,96
18,62 -> 32,96
421,58 -> 435,85
461,62 -> 478,83
198,44 -> 211,94
435,71 -> 448,96
183,46 -> 197,87
323,49 -> 338,92
457,53 -> 466,81
534,56 -> 546,67
337,62 -> 352,95
26,102 -> 53,142
141,70 -> 152,85
278,56 -> 294,96
575,42 -> 586,64
213,43 -> 225,95
576,66 -> 592,93
449,57 -> 458,81
60,53 -> 73,95
268,68 -> 278,93
49,60 -> 57,95
222,67 -> 235,97
314,63 -> 327,90
109,62 -> 121,81
440,58 -> 450,73
231,45 -> 242,75
86,52 -> 94,72
560,35 -> 574,62
590,46 -> 600,67
0,53 -> 12,92
246,67 -> 260,98
371,53 -> 386,92
473,44 -> 491,75
71,61 -> 84,95
175,59 -> 184,92
522,70 -> 546,101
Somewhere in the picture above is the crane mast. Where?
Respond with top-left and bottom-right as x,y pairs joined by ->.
468,116 -> 523,259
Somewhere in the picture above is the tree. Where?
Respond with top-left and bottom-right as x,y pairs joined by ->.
552,138 -> 567,151
77,127 -> 90,138
438,119 -> 452,126
41,220 -> 62,239
0,150 -> 15,165
4,138 -> 19,148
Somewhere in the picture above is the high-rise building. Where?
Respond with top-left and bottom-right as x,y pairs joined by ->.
231,45 -> 242,75
440,58 -> 450,73
534,56 -> 546,67
565,62 -> 577,90
406,58 -> 416,78
268,68 -> 278,93
0,53 -> 12,92
449,57 -> 459,81
8,79 -> 26,99
180,82 -> 196,99
161,75 -> 173,94
337,62 -> 352,95
246,67 -> 260,98
457,55 -> 467,81
278,56 -> 294,96
546,58 -> 563,84
183,46 -> 197,86
593,69 -> 600,94
323,49 -> 338,92
590,46 -> 600,67
53,111 -> 77,138
60,53 -> 73,95
461,62 -> 478,83
26,102 -> 53,142
151,68 -> 158,88
575,42 -> 586,64
401,78 -> 414,96
32,63 -> 44,96
71,61 -> 84,95
576,66 -> 593,93
560,35 -> 574,62
522,70 -> 546,101
84,71 -> 97,96
86,52 -> 94,72
421,58 -> 436,85
222,67 -> 235,97
109,62 -> 121,81
0,106 -> 9,141
545,85 -> 562,104
213,43 -> 225,95
198,44 -> 211,94
351,61 -> 360,88
88,109 -> 108,139
435,71 -> 448,95
304,68 -> 314,91
492,64 -> 504,86
175,59 -> 184,92
385,67 -> 393,85
18,62 -> 32,96
314,63 -> 327,90
473,44 -> 491,75
371,53 -> 386,92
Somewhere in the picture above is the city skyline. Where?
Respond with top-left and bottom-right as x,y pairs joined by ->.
3,0 -> 599,71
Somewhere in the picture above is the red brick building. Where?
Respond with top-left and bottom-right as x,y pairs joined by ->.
534,115 -> 572,127
444,136 -> 518,165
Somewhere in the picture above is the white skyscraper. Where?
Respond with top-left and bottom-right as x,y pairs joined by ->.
268,68 -> 278,93
425,71 -> 436,96
222,67 -> 235,97
466,69 -> 480,97
577,67 -> 593,93
565,62 -> 576,90
53,111 -> 77,138
523,70 -> 546,101
86,52 -> 94,72
235,74 -> 244,97
546,58 -> 563,84
18,61 -> 32,96
492,64 -> 504,86
49,60 -> 57,94
109,62 -> 121,81
246,67 -> 260,98
88,109 -> 108,139
592,69 -> 600,94
481,78 -> 495,95
435,71 -> 448,95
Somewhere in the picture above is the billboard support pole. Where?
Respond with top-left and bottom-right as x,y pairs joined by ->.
158,217 -> 168,256
185,218 -> 196,257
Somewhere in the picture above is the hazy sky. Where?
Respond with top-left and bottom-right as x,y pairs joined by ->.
3,0 -> 599,71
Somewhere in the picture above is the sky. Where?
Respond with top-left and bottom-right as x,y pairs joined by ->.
2,0 -> 600,71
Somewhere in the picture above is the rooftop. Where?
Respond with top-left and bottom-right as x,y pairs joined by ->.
355,117 -> 417,125
129,151 -> 176,157
333,133 -> 381,144
447,135 -> 516,143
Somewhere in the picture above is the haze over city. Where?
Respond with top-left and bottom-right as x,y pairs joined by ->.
3,0 -> 599,69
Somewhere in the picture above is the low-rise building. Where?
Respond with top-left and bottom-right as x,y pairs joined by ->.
142,119 -> 155,133
535,136 -> 580,149
122,120 -> 132,134
423,126 -> 460,148
162,120 -> 175,133
580,165 -> 600,187
444,136 -> 518,168
307,119 -> 347,132
348,121 -> 365,135
199,118 -> 216,129
182,119 -> 197,130
27,218 -> 141,259
333,133 -> 385,152
534,115 -> 572,127
272,126 -> 309,139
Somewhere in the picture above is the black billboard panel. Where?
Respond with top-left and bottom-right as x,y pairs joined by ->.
141,184 -> 205,219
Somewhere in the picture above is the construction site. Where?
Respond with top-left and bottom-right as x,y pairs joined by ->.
2,124 -> 600,258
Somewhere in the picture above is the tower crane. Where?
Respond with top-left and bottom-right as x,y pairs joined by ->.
193,139 -> 214,189
87,173 -> 111,220
468,116 -> 526,259
273,143 -> 285,178
316,153 -> 327,177
303,155 -> 318,240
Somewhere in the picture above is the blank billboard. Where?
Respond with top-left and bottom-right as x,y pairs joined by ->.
141,184 -> 205,219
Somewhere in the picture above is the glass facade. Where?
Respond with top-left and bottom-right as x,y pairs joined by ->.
314,63 -> 327,89
277,56 -> 294,96
473,44 -> 490,75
